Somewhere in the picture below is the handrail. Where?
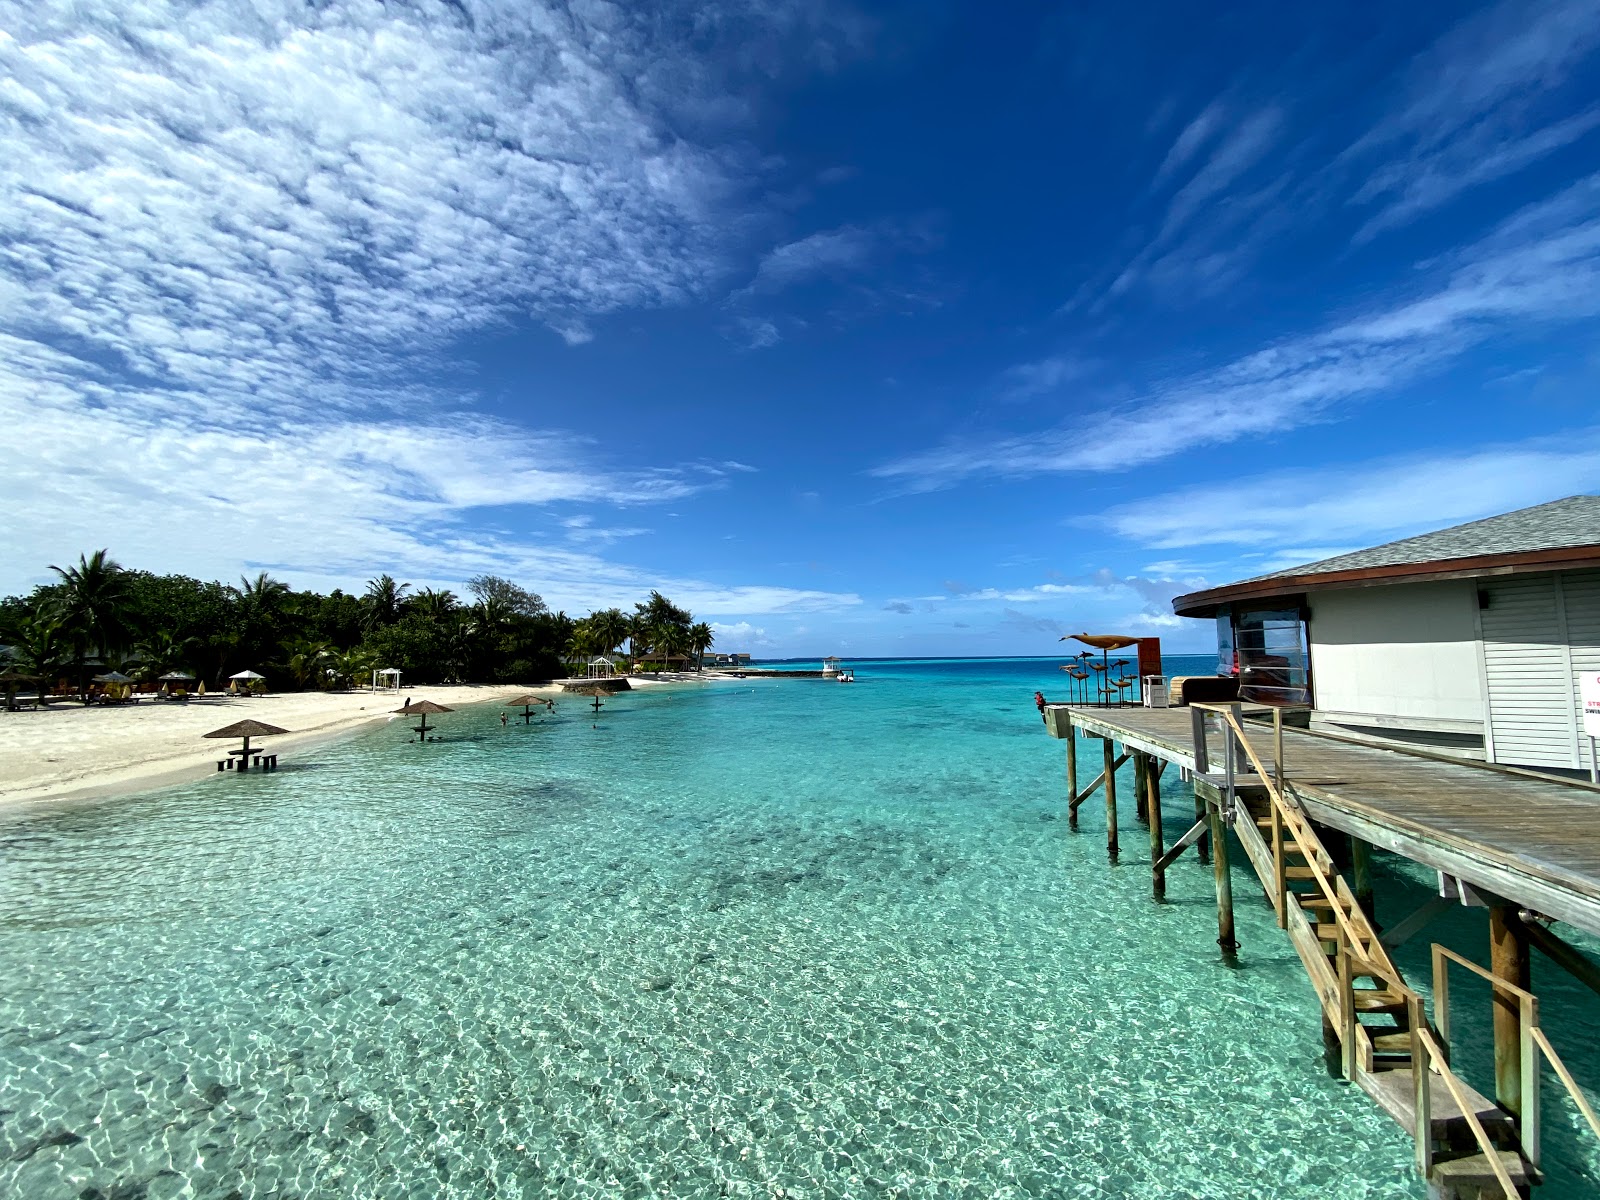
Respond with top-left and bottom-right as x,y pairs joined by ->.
1436,942 -> 1600,1173
1531,1027 -> 1600,1143
1196,704 -> 1399,987
1435,943 -> 1537,1004
1413,1026 -> 1521,1200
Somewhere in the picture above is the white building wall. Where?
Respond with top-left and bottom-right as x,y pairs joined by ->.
1307,580 -> 1485,728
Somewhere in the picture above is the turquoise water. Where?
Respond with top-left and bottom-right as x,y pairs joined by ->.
0,657 -> 1593,1198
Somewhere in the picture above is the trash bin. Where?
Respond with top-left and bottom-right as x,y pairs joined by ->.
1142,675 -> 1168,708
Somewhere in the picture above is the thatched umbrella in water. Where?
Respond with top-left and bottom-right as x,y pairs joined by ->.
394,699 -> 452,743
503,693 -> 549,724
204,718 -> 290,770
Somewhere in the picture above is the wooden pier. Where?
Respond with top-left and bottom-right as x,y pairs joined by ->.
1044,702 -> 1600,1199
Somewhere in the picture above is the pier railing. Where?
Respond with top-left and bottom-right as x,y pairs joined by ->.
1192,703 -> 1584,1199
1429,943 -> 1600,1181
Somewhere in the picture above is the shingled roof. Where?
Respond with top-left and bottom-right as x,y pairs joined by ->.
1172,495 -> 1600,617
1255,495 -> 1600,581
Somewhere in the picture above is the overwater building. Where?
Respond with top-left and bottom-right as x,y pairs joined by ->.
1171,495 -> 1600,772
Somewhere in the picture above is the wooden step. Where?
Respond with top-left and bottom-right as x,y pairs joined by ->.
1360,1068 -> 1517,1144
1369,1031 -> 1415,1056
1351,989 -> 1408,1013
1429,1150 -> 1536,1192
1296,894 -> 1349,910
1284,865 -> 1336,880
1316,924 -> 1374,942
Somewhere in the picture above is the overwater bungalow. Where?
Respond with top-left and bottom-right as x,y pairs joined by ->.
1040,494 -> 1600,1199
1172,495 -> 1600,773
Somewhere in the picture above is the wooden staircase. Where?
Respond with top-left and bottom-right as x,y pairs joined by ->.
1194,705 -> 1537,1199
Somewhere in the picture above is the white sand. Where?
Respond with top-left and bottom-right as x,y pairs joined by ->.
0,682 -> 578,807
0,671 -> 739,808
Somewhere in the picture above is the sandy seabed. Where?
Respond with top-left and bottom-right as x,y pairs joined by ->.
0,676 -> 695,808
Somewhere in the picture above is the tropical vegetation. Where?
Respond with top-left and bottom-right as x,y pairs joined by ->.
0,551 -> 716,700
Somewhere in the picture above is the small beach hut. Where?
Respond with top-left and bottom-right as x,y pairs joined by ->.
822,656 -> 842,677
394,699 -> 451,743
203,718 -> 289,771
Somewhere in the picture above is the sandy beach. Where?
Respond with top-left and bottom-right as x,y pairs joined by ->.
0,673 -> 726,808
0,683 -> 542,807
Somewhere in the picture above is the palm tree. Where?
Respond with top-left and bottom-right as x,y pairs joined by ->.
362,574 -> 411,632
8,614 -> 67,706
412,588 -> 457,622
281,639 -> 335,690
138,629 -> 198,679
48,550 -> 131,700
689,622 -> 714,671
652,621 -> 690,671
589,608 -> 630,656
232,571 -> 290,617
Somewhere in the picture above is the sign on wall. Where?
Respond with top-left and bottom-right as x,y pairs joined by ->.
1582,672 -> 1600,739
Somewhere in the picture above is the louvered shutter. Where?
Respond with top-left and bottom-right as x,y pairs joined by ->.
1480,574 -> 1578,769
1563,569 -> 1600,772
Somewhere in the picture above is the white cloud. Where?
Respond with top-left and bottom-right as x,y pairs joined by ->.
873,174 -> 1600,492
708,620 -> 771,648
1101,430 -> 1600,551
1346,0 -> 1600,237
996,355 -> 1092,400
1151,100 -> 1227,188
0,0 -> 866,616
744,225 -> 880,294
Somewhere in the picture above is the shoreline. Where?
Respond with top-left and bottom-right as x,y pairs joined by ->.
0,673 -> 723,812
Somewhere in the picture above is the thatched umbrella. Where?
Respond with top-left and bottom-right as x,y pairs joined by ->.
394,699 -> 452,742
92,670 -> 133,683
204,718 -> 290,768
502,692 -> 549,724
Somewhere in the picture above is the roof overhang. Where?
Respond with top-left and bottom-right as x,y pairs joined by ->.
1172,544 -> 1600,619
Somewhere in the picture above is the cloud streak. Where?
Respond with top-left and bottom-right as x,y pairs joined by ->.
874,173 -> 1600,492
1101,429 -> 1600,552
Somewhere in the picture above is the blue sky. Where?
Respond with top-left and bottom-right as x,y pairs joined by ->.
3,0 -> 1599,656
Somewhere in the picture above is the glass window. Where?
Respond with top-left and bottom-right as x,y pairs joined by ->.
1234,608 -> 1311,706
1216,609 -> 1236,676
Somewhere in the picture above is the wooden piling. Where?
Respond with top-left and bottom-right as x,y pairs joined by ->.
1148,754 -> 1166,900
1066,729 -> 1079,829
1134,752 -> 1149,823
1351,836 -> 1375,924
1104,739 -> 1119,863
1210,799 -> 1237,956
1489,904 -> 1531,1120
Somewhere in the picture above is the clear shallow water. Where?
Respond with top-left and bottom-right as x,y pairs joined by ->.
0,656 -> 1590,1199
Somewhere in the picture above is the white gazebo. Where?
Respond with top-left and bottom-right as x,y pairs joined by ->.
372,667 -> 402,692
822,656 -> 842,677
587,656 -> 617,679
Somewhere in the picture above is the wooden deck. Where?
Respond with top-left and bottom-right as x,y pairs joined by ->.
1047,704 -> 1600,939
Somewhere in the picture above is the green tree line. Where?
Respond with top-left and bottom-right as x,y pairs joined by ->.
0,551 -> 715,698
